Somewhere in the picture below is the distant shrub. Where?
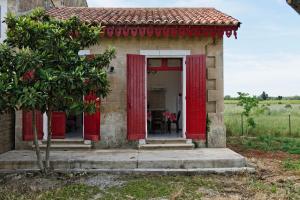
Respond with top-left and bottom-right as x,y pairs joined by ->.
255,105 -> 271,115
247,118 -> 256,128
285,104 -> 292,109
265,107 -> 271,115
278,101 -> 282,104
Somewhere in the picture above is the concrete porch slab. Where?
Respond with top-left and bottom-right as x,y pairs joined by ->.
0,148 -> 254,174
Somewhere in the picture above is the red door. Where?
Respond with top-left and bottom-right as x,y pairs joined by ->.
84,93 -> 100,141
22,110 -> 43,141
51,112 -> 66,139
186,55 -> 206,140
127,54 -> 146,140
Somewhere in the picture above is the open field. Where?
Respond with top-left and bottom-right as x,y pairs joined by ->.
224,99 -> 300,105
224,100 -> 300,137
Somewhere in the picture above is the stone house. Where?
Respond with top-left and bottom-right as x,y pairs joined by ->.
14,7 -> 241,150
0,0 -> 87,153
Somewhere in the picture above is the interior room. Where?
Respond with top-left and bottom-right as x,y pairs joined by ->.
65,114 -> 83,139
147,58 -> 183,138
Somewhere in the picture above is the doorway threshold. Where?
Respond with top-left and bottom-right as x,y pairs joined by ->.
140,137 -> 193,150
35,139 -> 92,150
147,132 -> 183,139
41,138 -> 86,143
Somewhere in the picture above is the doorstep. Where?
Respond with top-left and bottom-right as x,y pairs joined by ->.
0,148 -> 255,174
32,139 -> 92,150
138,138 -> 194,150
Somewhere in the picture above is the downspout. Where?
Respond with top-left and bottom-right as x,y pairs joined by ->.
44,0 -> 55,9
49,0 -> 55,7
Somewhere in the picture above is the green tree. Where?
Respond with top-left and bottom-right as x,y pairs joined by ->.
224,95 -> 232,100
1,9 -> 115,171
0,45 -> 17,112
260,91 -> 269,100
237,92 -> 259,134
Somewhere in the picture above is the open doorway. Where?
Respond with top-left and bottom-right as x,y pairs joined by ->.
66,114 -> 83,139
147,58 -> 183,138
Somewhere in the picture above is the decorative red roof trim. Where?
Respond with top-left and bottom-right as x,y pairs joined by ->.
103,25 -> 239,39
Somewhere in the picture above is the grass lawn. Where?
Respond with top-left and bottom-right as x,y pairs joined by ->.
228,135 -> 300,154
0,170 -> 299,200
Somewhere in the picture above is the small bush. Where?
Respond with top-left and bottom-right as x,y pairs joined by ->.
285,104 -> 292,109
278,101 -> 282,104
247,118 -> 256,128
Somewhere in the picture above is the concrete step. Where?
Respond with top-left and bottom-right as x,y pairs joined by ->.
146,138 -> 187,144
33,143 -> 92,150
139,143 -> 194,150
0,149 -> 249,171
41,139 -> 91,145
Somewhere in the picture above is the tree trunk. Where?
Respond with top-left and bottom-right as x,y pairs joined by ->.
32,110 -> 44,170
45,110 -> 52,171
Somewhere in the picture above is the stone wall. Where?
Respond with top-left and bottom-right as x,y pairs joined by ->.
206,40 -> 226,147
14,36 -> 226,149
0,113 -> 14,153
89,36 -> 225,148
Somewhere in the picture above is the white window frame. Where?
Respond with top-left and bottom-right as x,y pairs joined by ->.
140,50 -> 191,139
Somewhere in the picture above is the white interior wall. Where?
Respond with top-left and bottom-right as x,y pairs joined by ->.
147,71 -> 182,114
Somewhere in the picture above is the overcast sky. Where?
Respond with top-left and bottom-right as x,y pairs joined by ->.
87,0 -> 300,97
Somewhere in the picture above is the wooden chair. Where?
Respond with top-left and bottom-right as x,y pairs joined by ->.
167,111 -> 181,133
151,110 -> 165,133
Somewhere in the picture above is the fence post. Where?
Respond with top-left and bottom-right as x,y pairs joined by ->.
288,114 -> 291,136
241,114 -> 244,136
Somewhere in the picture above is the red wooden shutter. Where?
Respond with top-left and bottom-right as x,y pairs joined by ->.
84,93 -> 100,141
51,112 -> 66,139
22,110 -> 43,141
186,55 -> 206,140
127,54 -> 146,140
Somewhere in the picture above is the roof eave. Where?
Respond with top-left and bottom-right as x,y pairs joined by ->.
287,0 -> 300,14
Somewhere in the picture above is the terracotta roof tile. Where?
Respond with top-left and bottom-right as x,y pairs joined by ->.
47,7 -> 240,26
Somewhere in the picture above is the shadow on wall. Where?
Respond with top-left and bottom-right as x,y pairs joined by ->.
0,112 -> 15,153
